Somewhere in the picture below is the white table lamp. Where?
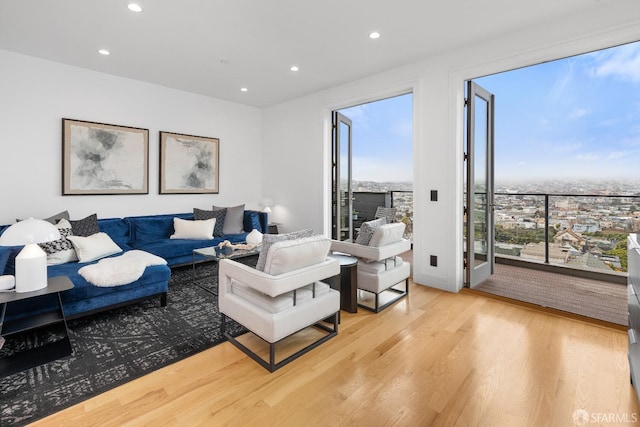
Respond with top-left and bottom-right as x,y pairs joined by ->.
260,198 -> 274,213
0,218 -> 61,293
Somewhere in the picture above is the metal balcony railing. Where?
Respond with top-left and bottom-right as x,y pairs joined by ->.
494,192 -> 640,274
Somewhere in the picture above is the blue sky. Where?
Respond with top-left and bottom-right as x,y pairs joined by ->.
477,40 -> 640,183
340,41 -> 640,185
339,93 -> 413,182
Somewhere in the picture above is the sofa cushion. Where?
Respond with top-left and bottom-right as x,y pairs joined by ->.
98,218 -> 132,250
170,218 -> 215,240
256,229 -> 314,271
0,245 -> 23,275
263,235 -> 331,276
230,280 -> 331,314
368,223 -> 405,247
355,217 -> 387,245
127,213 -> 193,243
213,204 -> 245,234
193,208 -> 226,237
358,256 -> 404,274
68,232 -> 123,263
244,211 -> 263,233
0,246 -> 11,275
38,218 -> 78,265
70,213 -> 100,237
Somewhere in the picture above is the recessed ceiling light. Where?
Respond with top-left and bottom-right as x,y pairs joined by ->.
240,87 -> 248,92
369,32 -> 380,39
127,3 -> 142,12
98,49 -> 110,55
290,65 -> 299,72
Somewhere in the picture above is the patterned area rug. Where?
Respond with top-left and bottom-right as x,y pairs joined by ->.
0,258 -> 254,426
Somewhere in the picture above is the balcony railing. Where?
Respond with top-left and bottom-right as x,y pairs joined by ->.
494,192 -> 640,275
352,190 -> 413,239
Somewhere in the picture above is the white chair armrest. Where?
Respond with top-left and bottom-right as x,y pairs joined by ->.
330,239 -> 411,262
219,257 -> 339,298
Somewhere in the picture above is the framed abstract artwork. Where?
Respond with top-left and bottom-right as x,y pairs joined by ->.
62,118 -> 149,195
159,131 -> 220,194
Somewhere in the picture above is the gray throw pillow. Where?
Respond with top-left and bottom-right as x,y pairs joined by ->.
193,208 -> 226,237
213,204 -> 245,235
16,210 -> 70,224
255,229 -> 314,272
355,217 -> 387,245
69,213 -> 100,237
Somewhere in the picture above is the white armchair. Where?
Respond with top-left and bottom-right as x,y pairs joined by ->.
331,222 -> 411,312
218,235 -> 340,372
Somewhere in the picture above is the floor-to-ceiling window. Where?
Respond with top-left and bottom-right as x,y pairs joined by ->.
332,93 -> 414,241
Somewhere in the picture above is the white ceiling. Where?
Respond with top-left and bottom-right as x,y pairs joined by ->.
0,0 -> 624,108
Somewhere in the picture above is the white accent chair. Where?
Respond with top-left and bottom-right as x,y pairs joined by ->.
331,222 -> 411,312
218,235 -> 340,372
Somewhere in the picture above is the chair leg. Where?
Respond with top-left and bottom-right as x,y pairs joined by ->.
357,279 -> 409,313
222,312 -> 339,372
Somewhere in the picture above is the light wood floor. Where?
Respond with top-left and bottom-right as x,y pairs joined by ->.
31,280 -> 639,427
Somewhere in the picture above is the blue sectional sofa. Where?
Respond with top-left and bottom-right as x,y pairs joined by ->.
0,210 -> 268,321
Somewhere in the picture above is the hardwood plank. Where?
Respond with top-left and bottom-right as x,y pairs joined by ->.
29,280 -> 639,427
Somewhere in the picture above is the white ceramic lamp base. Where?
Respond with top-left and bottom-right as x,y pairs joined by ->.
15,243 -> 48,293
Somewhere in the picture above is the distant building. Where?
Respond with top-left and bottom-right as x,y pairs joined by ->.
553,229 -> 586,249
520,242 -> 572,264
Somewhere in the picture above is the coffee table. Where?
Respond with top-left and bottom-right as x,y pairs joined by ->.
192,245 -> 261,272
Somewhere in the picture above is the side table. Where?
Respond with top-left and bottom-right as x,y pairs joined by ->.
327,254 -> 358,313
0,276 -> 74,377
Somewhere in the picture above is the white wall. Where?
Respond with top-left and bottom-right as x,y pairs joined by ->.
0,49 -> 263,225
262,3 -> 640,292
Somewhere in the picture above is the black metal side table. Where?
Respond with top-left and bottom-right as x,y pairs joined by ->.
327,254 -> 358,313
0,276 -> 74,377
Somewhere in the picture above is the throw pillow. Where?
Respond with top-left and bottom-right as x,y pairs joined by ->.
38,218 -> 79,265
193,208 -> 226,237
70,213 -> 100,237
368,223 -> 405,247
246,229 -> 263,245
255,228 -> 314,271
355,217 -> 387,245
170,217 -> 215,240
213,204 -> 245,234
16,210 -> 70,224
262,235 -> 330,275
68,232 -> 123,263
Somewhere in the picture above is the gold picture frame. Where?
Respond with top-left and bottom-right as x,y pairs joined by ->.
159,131 -> 220,194
62,118 -> 149,195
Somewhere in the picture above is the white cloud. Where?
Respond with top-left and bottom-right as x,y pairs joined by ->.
589,42 -> 640,84
607,151 -> 626,160
339,104 -> 370,124
569,108 -> 588,119
576,153 -> 600,161
352,156 -> 413,182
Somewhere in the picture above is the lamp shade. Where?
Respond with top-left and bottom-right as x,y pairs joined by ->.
0,218 -> 61,246
260,198 -> 274,213
0,218 -> 60,293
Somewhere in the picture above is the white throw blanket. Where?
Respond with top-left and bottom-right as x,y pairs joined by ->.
78,250 -> 167,287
